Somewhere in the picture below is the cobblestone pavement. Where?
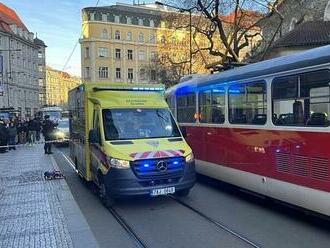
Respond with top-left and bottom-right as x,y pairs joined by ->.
0,145 -> 75,248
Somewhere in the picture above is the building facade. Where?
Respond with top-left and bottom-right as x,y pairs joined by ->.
254,0 -> 330,59
81,3 -> 165,84
46,66 -> 81,109
0,3 -> 46,117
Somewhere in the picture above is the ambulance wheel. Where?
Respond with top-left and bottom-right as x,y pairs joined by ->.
98,176 -> 115,207
176,189 -> 190,197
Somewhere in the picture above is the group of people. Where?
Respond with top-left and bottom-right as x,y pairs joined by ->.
0,115 -> 56,154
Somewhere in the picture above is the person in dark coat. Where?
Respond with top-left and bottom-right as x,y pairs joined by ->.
8,122 -> 17,150
0,118 -> 8,153
17,120 -> 27,144
42,115 -> 56,154
35,117 -> 42,141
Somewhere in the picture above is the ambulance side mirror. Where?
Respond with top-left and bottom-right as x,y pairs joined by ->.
89,129 -> 100,144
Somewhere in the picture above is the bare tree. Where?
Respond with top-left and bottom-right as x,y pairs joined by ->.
162,0 -> 284,67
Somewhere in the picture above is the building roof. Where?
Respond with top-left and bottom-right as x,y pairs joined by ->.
0,3 -> 28,33
272,21 -> 330,48
83,3 -> 163,18
220,10 -> 264,27
34,37 -> 47,47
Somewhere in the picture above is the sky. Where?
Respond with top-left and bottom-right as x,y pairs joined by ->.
2,0 -> 133,76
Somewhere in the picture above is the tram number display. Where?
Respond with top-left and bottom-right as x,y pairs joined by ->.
151,187 -> 175,196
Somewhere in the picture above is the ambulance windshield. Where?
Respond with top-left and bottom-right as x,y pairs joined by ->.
102,108 -> 181,140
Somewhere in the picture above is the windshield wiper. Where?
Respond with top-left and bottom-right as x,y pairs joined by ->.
156,110 -> 168,122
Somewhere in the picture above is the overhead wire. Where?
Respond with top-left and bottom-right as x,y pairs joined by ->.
62,0 -> 101,72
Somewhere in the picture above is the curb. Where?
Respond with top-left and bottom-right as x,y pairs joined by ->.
50,155 -> 100,248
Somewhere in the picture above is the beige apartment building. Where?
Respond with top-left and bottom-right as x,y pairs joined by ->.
80,3 -> 261,84
80,3 -> 194,84
46,67 -> 81,109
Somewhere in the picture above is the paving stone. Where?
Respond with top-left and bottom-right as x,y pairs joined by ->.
0,145 -> 74,248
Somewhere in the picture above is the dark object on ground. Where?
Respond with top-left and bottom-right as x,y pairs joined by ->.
44,170 -> 65,180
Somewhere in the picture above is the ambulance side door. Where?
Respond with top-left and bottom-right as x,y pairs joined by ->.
90,106 -> 102,181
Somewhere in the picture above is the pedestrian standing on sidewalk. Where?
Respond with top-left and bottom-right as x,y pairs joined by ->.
24,118 -> 30,144
8,121 -> 17,150
0,118 -> 8,153
35,117 -> 42,141
28,117 -> 38,146
42,115 -> 55,154
17,120 -> 27,144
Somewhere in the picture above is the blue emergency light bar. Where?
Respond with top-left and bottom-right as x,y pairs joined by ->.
93,86 -> 165,92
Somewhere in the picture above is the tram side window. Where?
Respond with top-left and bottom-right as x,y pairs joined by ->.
272,70 -> 330,127
199,88 -> 225,124
177,93 -> 196,123
229,82 -> 267,125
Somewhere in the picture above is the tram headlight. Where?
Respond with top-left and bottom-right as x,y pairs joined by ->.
185,153 -> 194,163
108,157 -> 130,169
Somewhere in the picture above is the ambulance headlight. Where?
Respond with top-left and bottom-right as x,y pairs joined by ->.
185,153 -> 194,163
108,157 -> 130,169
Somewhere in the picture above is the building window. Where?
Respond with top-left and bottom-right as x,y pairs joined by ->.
115,49 -> 121,59
138,18 -> 143,26
38,51 -> 43,58
151,70 -> 156,81
139,68 -> 146,80
101,29 -> 108,39
128,68 -> 134,80
85,47 -> 90,58
98,47 -> 109,57
138,51 -> 145,61
150,34 -> 156,44
85,67 -> 90,78
95,12 -> 102,21
115,15 -> 120,23
115,30 -> 121,40
177,94 -> 196,123
138,32 -> 144,43
143,19 -> 150,26
229,81 -> 267,125
127,49 -> 133,60
38,78 -> 43,86
116,68 -> 121,79
272,70 -> 330,126
38,66 -> 43,72
127,32 -> 132,41
161,35 -> 166,44
150,52 -> 156,60
107,14 -> 115,22
127,17 -> 132,24
150,20 -> 154,27
99,67 -> 108,79
199,88 -> 225,124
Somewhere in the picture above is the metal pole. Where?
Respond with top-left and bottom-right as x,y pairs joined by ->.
189,9 -> 192,74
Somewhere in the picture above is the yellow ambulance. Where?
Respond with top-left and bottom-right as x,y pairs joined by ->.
68,83 -> 195,206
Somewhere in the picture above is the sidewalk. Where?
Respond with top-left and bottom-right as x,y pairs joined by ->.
0,144 -> 99,248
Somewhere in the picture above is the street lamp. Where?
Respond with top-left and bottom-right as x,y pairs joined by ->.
155,1 -> 195,74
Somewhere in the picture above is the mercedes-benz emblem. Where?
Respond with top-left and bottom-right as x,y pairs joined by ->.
156,160 -> 167,172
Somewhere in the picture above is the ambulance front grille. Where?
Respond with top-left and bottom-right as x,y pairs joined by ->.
131,157 -> 185,179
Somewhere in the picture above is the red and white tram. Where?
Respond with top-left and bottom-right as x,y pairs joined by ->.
166,45 -> 330,216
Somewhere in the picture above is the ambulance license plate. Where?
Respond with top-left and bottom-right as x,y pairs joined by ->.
151,187 -> 175,196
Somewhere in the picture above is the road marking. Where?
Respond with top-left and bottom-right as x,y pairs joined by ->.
60,151 -> 78,173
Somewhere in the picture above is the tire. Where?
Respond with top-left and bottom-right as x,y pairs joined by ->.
176,189 -> 190,197
98,176 -> 115,208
